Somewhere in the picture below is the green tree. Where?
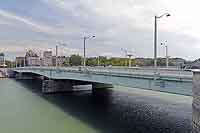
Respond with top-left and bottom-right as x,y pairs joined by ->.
5,60 -> 15,68
69,55 -> 82,66
157,58 -> 166,66
86,57 -> 97,66
99,56 -> 107,66
63,57 -> 70,66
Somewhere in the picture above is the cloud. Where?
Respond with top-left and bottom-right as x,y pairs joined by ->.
0,9 -> 60,35
0,0 -> 200,61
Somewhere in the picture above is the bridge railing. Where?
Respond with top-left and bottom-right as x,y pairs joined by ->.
13,66 -> 192,81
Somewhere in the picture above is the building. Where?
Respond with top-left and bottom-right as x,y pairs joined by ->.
170,58 -> 185,67
42,51 -> 53,66
0,53 -> 6,67
52,56 -> 67,67
25,50 -> 40,66
26,57 -> 40,66
15,57 -> 25,67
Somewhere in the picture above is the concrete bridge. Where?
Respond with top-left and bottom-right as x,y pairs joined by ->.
11,67 -> 200,132
12,67 -> 192,94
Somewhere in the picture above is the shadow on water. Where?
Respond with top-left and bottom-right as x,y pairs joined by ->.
17,79 -> 192,133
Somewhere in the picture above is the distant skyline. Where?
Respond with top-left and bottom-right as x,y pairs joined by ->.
0,0 -> 199,60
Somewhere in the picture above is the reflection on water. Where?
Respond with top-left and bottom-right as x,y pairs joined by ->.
0,79 -> 192,133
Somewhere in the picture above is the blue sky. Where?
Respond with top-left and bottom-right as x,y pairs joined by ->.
0,0 -> 200,60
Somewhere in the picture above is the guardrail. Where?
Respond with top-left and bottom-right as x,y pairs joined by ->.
13,66 -> 193,82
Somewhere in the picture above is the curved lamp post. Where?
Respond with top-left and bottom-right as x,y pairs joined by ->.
154,13 -> 170,69
56,42 -> 68,68
83,35 -> 95,67
161,41 -> 169,68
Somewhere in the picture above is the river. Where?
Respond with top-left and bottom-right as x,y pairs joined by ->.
0,79 -> 192,133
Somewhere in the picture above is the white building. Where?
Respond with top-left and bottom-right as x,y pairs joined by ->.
15,57 -> 25,67
0,53 -> 6,67
25,50 -> 40,66
26,57 -> 40,66
42,51 -> 53,66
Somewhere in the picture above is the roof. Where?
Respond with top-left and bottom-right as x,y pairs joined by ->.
25,50 -> 38,57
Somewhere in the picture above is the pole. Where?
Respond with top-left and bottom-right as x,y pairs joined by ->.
83,37 -> 86,67
24,57 -> 26,67
20,60 -> 21,67
154,16 -> 157,69
129,57 -> 131,68
3,55 -> 5,67
98,56 -> 100,66
166,45 -> 169,68
83,35 -> 95,67
56,45 -> 58,68
39,51 -> 41,67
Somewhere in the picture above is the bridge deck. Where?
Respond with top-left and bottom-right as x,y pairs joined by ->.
13,67 -> 193,96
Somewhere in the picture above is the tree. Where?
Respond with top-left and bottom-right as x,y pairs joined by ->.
5,60 -> 15,68
86,57 -> 97,66
98,56 -> 107,66
63,57 -> 70,66
69,55 -> 82,66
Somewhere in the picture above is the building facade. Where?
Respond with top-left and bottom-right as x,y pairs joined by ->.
26,57 -> 40,66
25,50 -> 40,66
43,51 -> 53,66
15,57 -> 25,67
0,53 -> 5,67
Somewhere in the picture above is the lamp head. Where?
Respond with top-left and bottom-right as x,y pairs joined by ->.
166,13 -> 171,17
157,13 -> 171,18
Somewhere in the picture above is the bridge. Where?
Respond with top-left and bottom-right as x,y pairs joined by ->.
12,67 -> 200,132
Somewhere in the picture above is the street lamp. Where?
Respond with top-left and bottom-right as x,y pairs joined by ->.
15,58 -> 17,68
83,35 -> 95,67
97,56 -> 100,66
56,42 -> 68,68
154,13 -> 170,69
161,41 -> 169,68
121,48 -> 128,67
127,54 -> 133,68
121,48 -> 134,68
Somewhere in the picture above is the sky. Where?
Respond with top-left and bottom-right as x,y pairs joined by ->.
0,0 -> 199,60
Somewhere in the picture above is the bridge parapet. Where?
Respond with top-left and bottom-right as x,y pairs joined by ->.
12,67 -> 192,81
192,70 -> 200,132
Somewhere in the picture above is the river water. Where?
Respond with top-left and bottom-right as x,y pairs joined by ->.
0,79 -> 192,133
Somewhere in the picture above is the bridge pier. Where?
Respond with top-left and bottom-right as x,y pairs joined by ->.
92,83 -> 113,93
192,71 -> 200,132
15,72 -> 34,80
42,80 -> 73,93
